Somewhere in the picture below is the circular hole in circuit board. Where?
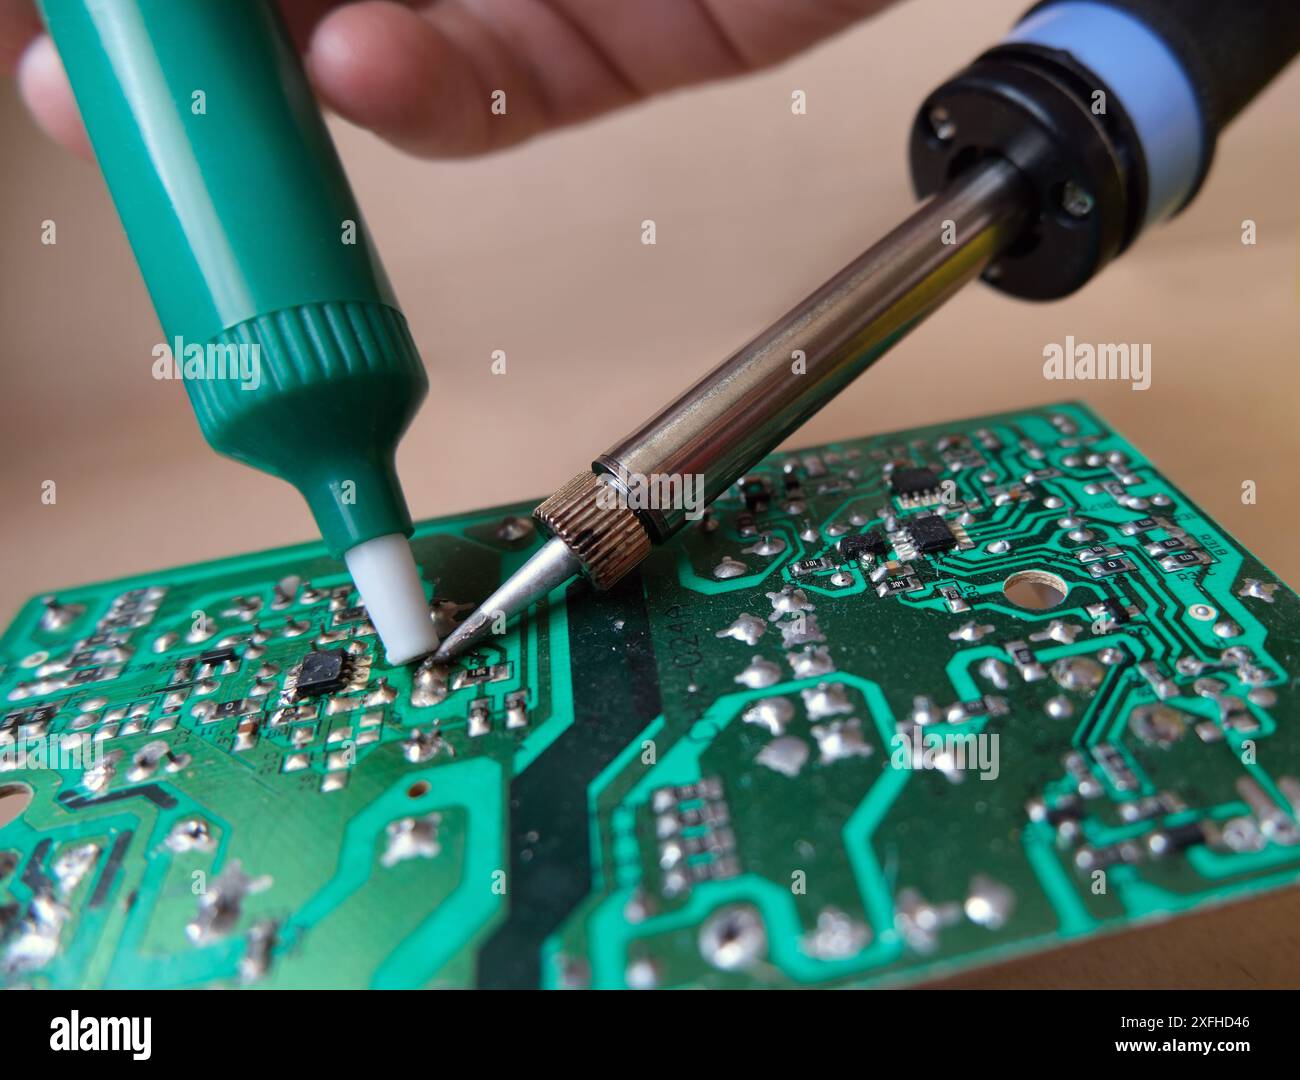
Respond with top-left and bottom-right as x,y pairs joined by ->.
1003,570 -> 1068,611
0,783 -> 34,829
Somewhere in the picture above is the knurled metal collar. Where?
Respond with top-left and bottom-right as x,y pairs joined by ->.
533,471 -> 652,590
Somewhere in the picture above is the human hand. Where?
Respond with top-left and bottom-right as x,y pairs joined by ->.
4,0 -> 900,159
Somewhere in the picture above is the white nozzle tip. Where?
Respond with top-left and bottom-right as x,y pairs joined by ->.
344,534 -> 439,664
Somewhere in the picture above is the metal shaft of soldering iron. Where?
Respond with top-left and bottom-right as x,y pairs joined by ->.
435,156 -> 1031,662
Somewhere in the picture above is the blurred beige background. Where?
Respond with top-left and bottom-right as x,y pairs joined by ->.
3,0 -> 1298,620
1,0 -> 1298,985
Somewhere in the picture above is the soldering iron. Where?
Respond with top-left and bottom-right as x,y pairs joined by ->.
437,0 -> 1300,661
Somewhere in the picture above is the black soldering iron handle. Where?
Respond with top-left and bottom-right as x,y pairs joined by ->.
911,0 -> 1300,300
1080,0 -> 1300,135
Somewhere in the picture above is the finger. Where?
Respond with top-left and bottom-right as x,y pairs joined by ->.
702,0 -> 903,67
304,0 -> 902,159
16,32 -> 91,159
278,0 -> 361,51
0,0 -> 41,75
304,0 -> 635,157
7,1 -> 402,160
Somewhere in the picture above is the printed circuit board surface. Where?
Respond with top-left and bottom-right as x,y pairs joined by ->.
2,402 -> 1297,988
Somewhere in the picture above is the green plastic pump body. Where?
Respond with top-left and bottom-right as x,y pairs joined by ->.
40,0 -> 428,557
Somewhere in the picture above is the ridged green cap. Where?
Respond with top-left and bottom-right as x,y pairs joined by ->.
194,301 -> 426,550
42,0 -> 427,555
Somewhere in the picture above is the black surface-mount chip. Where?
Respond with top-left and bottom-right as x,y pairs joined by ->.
907,514 -> 957,554
296,649 -> 347,695
889,467 -> 940,497
199,646 -> 238,667
838,529 -> 889,561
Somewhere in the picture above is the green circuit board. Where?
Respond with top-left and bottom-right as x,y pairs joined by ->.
2,401 -> 1298,989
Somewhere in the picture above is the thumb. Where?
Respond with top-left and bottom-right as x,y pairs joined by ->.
17,33 -> 92,159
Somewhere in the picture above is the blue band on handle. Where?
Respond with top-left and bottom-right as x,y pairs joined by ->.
1006,0 -> 1203,226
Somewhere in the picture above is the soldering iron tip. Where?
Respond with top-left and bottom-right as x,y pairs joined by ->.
432,536 -> 584,665
430,611 -> 491,665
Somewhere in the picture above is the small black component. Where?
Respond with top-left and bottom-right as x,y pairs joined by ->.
332,606 -> 369,626
1044,796 -> 1083,827
1160,820 -> 1207,853
837,529 -> 888,561
77,632 -> 123,649
1149,537 -> 1186,553
907,514 -> 957,554
836,534 -> 869,562
20,704 -> 59,726
814,479 -> 850,496
214,699 -> 253,719
2,705 -> 55,729
69,668 -> 104,685
296,649 -> 347,695
741,477 -> 771,513
1102,597 -> 1131,624
199,646 -> 238,667
1086,843 -> 1137,870
790,557 -> 833,577
890,467 -> 939,497
1008,642 -> 1037,668
459,667 -> 494,684
876,577 -> 920,596
860,528 -> 888,556
1089,557 -> 1136,578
